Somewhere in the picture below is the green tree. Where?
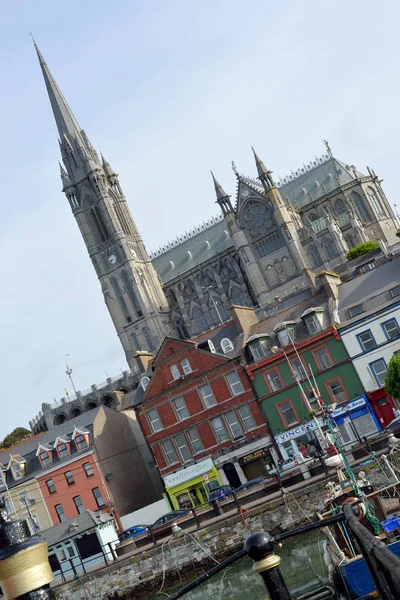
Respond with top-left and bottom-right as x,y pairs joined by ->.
0,427 -> 31,449
385,353 -> 400,400
346,240 -> 380,261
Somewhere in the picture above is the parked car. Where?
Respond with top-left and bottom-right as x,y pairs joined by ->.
208,485 -> 236,504
235,477 -> 267,495
118,524 -> 149,542
384,416 -> 400,437
150,509 -> 193,536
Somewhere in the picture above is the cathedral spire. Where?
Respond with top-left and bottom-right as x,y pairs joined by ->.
33,41 -> 85,147
101,153 -> 117,178
211,171 -> 233,215
251,146 -> 275,191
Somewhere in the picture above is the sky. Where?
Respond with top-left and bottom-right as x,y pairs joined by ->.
1,0 -> 399,439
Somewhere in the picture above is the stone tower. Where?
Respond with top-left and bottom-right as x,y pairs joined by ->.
35,44 -> 170,368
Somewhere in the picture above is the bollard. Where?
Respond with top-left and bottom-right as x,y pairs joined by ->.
191,507 -> 201,528
211,498 -> 223,516
147,525 -> 157,545
232,491 -> 241,511
245,532 -> 293,600
0,497 -> 56,600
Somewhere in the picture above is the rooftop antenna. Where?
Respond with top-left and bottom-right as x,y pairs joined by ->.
65,354 -> 77,396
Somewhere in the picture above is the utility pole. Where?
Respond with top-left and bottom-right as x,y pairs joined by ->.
21,496 -> 39,533
65,354 -> 77,396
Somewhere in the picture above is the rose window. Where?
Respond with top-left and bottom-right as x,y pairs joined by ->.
243,202 -> 273,237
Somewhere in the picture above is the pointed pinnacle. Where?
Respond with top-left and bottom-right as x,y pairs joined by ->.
210,170 -> 229,201
251,146 -> 269,178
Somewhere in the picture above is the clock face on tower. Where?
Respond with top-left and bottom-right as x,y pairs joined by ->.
108,254 -> 117,265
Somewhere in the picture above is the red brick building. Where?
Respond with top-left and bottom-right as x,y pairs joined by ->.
134,331 -> 274,509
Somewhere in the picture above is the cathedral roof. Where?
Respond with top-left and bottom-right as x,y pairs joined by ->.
150,215 -> 233,283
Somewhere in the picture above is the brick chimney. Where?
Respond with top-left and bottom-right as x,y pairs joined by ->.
134,351 -> 154,374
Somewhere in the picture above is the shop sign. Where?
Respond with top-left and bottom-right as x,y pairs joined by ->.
239,447 -> 269,465
330,396 -> 366,419
202,473 -> 209,483
164,458 -> 214,488
275,418 -> 325,444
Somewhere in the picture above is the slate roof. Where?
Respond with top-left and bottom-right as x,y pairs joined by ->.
0,408 -> 103,488
337,255 -> 400,325
40,510 -> 113,547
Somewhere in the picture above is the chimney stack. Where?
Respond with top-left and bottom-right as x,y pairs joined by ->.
134,351 -> 154,374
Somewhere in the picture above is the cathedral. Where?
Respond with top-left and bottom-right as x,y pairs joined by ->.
35,44 -> 399,370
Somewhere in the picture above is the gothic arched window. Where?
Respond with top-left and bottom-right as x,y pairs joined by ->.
351,191 -> 369,221
175,318 -> 189,340
121,270 -> 143,317
111,276 -> 130,319
308,245 -> 322,268
142,327 -> 154,351
323,238 -> 338,260
335,198 -> 347,215
231,286 -> 245,306
113,201 -> 132,236
192,307 -> 208,333
91,206 -> 109,242
367,187 -> 386,217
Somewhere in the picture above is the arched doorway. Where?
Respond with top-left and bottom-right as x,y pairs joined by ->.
222,462 -> 241,488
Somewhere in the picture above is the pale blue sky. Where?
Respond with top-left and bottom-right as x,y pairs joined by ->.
1,0 -> 399,438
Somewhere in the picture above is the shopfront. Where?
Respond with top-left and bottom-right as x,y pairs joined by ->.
238,447 -> 276,481
164,458 -> 222,510
275,419 -> 326,462
367,388 -> 397,428
329,395 -> 381,446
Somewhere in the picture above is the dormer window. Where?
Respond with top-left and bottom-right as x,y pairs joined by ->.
54,437 -> 70,459
246,334 -> 269,362
141,376 -> 150,391
75,435 -> 88,450
274,322 -> 296,347
39,452 -> 52,467
208,340 -> 216,353
349,303 -> 364,318
0,469 -> 6,490
301,308 -> 324,335
220,338 -> 234,354
9,456 -> 26,480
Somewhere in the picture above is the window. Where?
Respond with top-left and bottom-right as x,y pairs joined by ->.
73,496 -> 85,515
11,461 -> 25,480
174,434 -> 192,462
357,330 -> 377,352
277,329 -> 290,346
277,400 -> 299,428
172,397 -> 190,421
358,261 -> 376,274
199,384 -> 217,408
187,429 -> 204,454
292,358 -> 307,381
92,487 -> 105,508
161,439 -> 179,465
4,498 -> 12,516
390,285 -> 400,298
367,187 -> 385,217
170,363 -> 180,380
250,341 -> 267,362
91,206 -> 109,242
212,417 -> 229,442
370,359 -> 388,387
314,347 -> 333,370
305,314 -> 322,335
349,304 -> 364,318
265,369 -> 283,393
40,452 -> 51,467
181,358 -> 193,375
225,411 -> 244,439
226,371 -> 244,396
351,191 -> 369,221
65,471 -> 75,486
55,504 -> 66,523
238,405 -> 256,431
19,490 -> 30,508
303,389 -> 320,412
46,479 -> 56,494
221,338 -> 234,354
382,319 -> 400,340
83,462 -> 94,477
57,443 -> 69,459
147,408 -> 163,433
75,435 -> 88,450
326,378 -> 348,403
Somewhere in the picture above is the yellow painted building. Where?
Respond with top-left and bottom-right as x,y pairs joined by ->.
0,473 -> 53,532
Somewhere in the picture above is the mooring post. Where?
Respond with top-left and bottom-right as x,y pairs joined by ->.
0,496 -> 56,599
245,532 -> 293,600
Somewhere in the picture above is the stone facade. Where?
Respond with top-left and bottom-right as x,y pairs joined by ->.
34,45 -> 399,373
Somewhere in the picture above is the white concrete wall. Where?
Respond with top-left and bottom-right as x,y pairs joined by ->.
340,304 -> 400,392
96,521 -> 119,561
120,498 -> 170,530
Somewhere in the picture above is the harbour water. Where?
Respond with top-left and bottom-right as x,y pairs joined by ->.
163,530 -> 327,599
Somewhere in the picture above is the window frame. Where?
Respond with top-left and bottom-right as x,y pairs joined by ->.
39,451 -> 52,467
263,368 -> 284,393
291,357 -> 308,381
46,479 -> 56,494
381,318 -> 400,341
56,443 -> 69,459
276,399 -> 300,429
225,371 -> 245,397
187,428 -> 204,454
180,358 -> 193,375
302,388 -> 321,413
199,383 -> 217,408
349,304 -> 364,318
83,462 -> 94,477
73,496 -> 85,515
390,285 -> 400,298
305,313 -> 322,335
238,404 -> 257,431
172,396 -> 190,422
161,439 -> 179,466
312,345 -> 334,371
225,410 -> 244,440
174,433 -> 192,463
211,416 -> 230,443
92,487 -> 105,508
146,408 -> 163,433
64,471 -> 75,486
55,504 -> 66,523
74,434 -> 88,451
324,377 -> 349,404
369,358 -> 388,387
356,329 -> 377,352
170,363 -> 181,381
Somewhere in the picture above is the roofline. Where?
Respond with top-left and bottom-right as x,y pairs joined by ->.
337,299 -> 400,332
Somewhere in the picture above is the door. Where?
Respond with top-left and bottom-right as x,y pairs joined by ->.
376,396 -> 396,427
222,462 -> 241,488
242,459 -> 267,481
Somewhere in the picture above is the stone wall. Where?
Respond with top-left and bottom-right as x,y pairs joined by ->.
53,461 -> 393,600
